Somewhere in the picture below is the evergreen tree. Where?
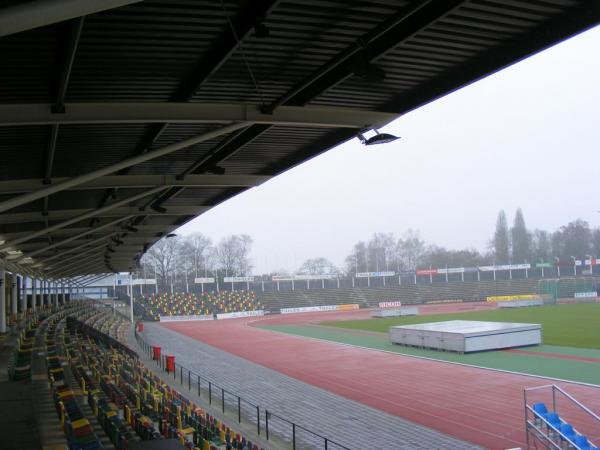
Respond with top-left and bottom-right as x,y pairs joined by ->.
493,210 -> 510,264
511,208 -> 530,263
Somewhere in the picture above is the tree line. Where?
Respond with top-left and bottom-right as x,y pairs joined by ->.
139,233 -> 253,288
139,210 -> 600,285
340,209 -> 600,276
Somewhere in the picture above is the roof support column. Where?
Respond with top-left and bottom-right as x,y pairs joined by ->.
31,278 -> 37,313
19,275 -> 26,317
0,267 -> 5,333
11,273 -> 17,322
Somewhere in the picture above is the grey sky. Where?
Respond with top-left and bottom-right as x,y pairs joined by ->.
178,25 -> 600,274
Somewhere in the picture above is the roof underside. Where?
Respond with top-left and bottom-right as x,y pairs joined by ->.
0,0 -> 598,280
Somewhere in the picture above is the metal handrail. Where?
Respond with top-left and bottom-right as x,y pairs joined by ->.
136,328 -> 351,450
524,384 -> 600,450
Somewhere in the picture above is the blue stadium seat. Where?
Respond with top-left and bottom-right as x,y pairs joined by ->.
544,412 -> 562,431
533,403 -> 548,416
574,435 -> 593,449
559,423 -> 576,442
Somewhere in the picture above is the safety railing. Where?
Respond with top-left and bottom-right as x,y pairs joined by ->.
135,329 -> 350,450
524,384 -> 600,450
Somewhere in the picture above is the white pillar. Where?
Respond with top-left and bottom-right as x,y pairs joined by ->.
129,273 -> 134,323
11,274 -> 18,321
0,268 -> 6,333
19,275 -> 26,316
32,278 -> 37,312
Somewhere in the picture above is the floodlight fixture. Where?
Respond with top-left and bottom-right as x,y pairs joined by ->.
357,129 -> 400,146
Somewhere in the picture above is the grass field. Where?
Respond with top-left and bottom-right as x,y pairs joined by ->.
324,303 -> 600,349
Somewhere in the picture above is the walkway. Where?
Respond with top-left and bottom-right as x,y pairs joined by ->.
144,322 -> 480,450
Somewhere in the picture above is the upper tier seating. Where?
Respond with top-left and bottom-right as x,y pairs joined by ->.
135,291 -> 262,321
259,278 -> 540,311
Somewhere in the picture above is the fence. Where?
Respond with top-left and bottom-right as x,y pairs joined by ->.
135,329 -> 350,450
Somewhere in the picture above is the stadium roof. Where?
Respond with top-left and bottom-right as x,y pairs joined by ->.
0,0 -> 598,280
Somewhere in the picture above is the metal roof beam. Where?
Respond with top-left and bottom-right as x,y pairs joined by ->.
0,122 -> 248,214
43,247 -> 105,268
24,233 -> 119,265
0,0 -> 141,38
0,224 -> 175,240
47,257 -> 110,277
22,216 -> 132,258
383,2 -> 600,116
0,188 -> 166,247
181,1 -> 463,178
0,205 -> 206,226
0,174 -> 271,195
0,103 -> 396,129
173,0 -> 281,101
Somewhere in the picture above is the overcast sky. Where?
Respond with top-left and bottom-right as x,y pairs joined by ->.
178,25 -> 600,274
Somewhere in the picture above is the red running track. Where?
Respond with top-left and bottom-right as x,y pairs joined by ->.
161,307 -> 600,450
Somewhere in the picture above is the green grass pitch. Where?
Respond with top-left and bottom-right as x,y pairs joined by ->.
324,303 -> 600,349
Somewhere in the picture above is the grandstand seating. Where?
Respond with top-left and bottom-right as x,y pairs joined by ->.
48,305 -> 265,450
259,279 -> 540,311
135,291 -> 262,321
7,315 -> 41,381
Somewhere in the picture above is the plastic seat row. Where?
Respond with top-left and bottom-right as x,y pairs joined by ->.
7,317 -> 40,380
45,315 -> 103,450
533,403 -> 599,450
70,308 -> 265,450
135,291 -> 261,321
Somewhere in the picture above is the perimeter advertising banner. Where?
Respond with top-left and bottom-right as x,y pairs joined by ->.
437,267 -> 464,274
132,278 -> 157,285
159,314 -> 213,322
194,277 -> 215,284
378,301 -> 402,308
479,264 -> 531,271
355,271 -> 395,278
416,268 -> 437,276
280,304 -> 359,314
216,310 -> 265,319
271,274 -> 336,281
486,294 -> 537,302
223,276 -> 255,283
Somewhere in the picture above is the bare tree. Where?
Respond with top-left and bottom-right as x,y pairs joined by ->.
180,233 -> 213,276
298,257 -> 338,275
216,234 -> 254,276
141,236 -> 181,289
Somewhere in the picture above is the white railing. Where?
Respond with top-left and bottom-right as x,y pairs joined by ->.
524,384 -> 600,449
